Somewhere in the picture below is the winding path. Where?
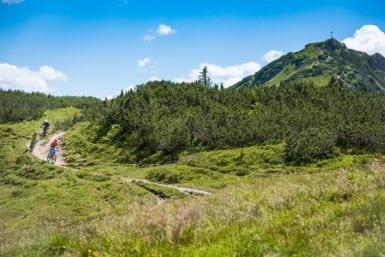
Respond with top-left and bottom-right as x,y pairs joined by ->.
30,132 -> 67,166
125,178 -> 212,196
29,132 -> 212,199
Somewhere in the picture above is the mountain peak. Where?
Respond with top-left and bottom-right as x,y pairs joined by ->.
233,39 -> 385,92
323,38 -> 346,50
306,38 -> 346,51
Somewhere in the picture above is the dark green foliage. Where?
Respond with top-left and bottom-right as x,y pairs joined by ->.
337,124 -> 385,153
98,79 -> 385,163
285,127 -> 336,163
102,81 -> 258,161
0,89 -> 103,123
53,113 -> 85,132
198,66 -> 211,87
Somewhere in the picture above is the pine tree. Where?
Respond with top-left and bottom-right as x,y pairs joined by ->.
198,66 -> 211,87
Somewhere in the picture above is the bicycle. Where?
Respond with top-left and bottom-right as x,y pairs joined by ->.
40,129 -> 49,140
47,150 -> 57,164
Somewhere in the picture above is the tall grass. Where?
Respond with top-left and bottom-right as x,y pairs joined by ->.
3,161 -> 385,256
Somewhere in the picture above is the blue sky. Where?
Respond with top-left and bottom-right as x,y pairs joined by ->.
1,0 -> 385,98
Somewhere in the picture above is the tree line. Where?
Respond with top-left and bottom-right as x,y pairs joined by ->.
0,89 -> 103,123
100,77 -> 385,163
3,75 -> 385,163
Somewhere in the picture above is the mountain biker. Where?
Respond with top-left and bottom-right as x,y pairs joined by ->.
41,120 -> 50,136
29,131 -> 38,150
49,138 -> 59,155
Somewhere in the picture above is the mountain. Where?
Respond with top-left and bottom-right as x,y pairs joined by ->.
233,39 -> 385,92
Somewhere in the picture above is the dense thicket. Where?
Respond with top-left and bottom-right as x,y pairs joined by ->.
100,78 -> 385,163
0,89 -> 103,123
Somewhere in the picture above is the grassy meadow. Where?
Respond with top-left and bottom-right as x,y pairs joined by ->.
1,108 -> 385,256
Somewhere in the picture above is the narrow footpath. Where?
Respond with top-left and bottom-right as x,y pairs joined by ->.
126,178 -> 212,196
29,133 -> 212,200
30,132 -> 67,166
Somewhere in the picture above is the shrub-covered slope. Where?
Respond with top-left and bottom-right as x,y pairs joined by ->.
233,39 -> 385,92
90,80 -> 385,164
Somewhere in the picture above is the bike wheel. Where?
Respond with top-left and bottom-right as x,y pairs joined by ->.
47,153 -> 56,164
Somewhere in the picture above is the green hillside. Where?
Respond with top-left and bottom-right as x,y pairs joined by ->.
233,39 -> 385,92
2,81 -> 385,256
1,108 -> 385,257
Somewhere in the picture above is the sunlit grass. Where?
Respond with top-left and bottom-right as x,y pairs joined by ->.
4,162 -> 384,256
1,108 -> 385,256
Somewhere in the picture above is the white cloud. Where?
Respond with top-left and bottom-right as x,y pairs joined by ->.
148,76 -> 160,81
157,24 -> 175,35
1,0 -> 24,4
143,34 -> 155,42
176,62 -> 261,87
38,66 -> 67,81
0,63 -> 67,92
343,25 -> 385,57
143,24 -> 176,41
263,50 -> 284,63
138,57 -> 150,67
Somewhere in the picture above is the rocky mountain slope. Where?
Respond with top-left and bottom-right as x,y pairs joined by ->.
233,38 -> 385,92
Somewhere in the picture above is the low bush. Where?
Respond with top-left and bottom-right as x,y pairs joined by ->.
285,127 -> 336,163
146,169 -> 183,184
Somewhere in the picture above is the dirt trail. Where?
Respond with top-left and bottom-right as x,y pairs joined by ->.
125,178 -> 212,196
30,132 -> 67,166
28,132 -> 211,198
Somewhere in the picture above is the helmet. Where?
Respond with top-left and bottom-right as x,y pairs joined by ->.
44,120 -> 48,123
33,131 -> 37,134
